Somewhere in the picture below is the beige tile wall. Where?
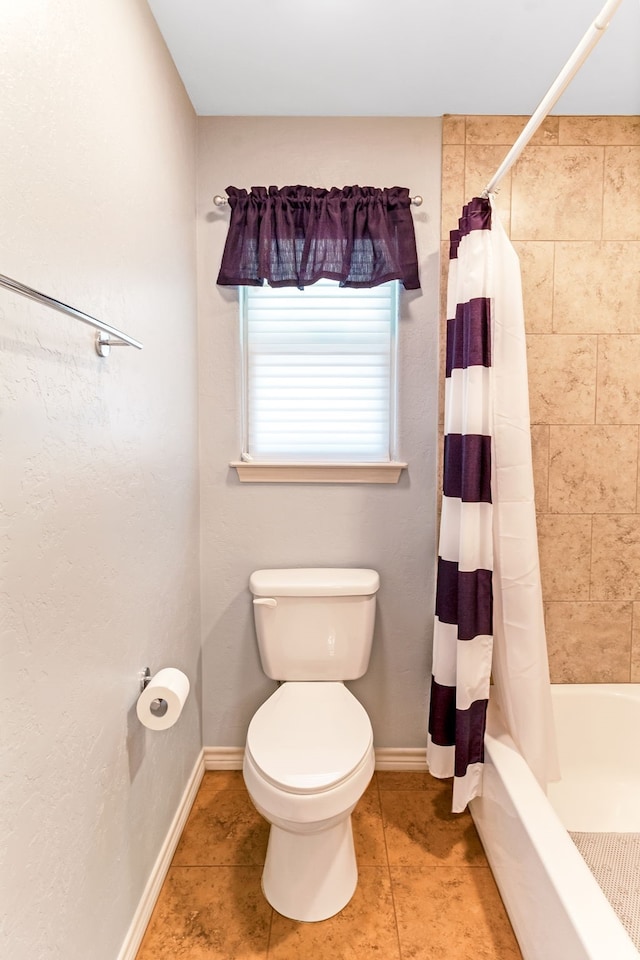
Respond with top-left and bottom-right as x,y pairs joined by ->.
441,115 -> 640,683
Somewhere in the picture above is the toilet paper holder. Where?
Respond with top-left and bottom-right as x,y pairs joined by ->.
138,667 -> 169,718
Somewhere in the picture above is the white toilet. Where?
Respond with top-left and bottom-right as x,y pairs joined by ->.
243,567 -> 380,922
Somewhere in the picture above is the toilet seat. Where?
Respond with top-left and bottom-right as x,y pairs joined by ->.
246,682 -> 373,795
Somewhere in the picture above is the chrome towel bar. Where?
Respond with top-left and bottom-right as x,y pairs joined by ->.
0,272 -> 143,357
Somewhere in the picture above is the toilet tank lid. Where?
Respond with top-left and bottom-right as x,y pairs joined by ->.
249,568 -> 380,597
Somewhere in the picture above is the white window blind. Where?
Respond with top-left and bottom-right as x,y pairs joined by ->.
240,280 -> 398,462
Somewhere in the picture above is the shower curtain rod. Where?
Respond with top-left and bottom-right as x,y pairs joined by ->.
483,0 -> 625,196
0,272 -> 143,357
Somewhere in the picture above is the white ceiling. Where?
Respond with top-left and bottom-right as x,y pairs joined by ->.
146,0 -> 640,117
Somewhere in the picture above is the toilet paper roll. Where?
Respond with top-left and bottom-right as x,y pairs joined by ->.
136,667 -> 190,731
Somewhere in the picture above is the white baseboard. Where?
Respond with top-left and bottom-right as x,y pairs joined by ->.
203,745 -> 427,772
204,746 -> 244,769
374,747 -> 428,770
117,749 -> 205,960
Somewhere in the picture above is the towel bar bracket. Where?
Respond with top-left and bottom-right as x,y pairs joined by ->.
95,332 -> 135,357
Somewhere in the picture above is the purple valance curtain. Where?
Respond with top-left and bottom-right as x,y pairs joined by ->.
216,185 -> 420,289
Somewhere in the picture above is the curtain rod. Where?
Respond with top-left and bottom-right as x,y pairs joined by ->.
0,273 -> 143,357
212,193 -> 424,207
483,0 -> 625,197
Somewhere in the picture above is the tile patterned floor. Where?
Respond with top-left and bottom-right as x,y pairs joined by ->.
135,771 -> 523,960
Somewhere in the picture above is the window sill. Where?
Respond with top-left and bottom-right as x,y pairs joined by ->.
230,461 -> 408,484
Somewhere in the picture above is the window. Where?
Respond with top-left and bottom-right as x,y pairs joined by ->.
238,280 -> 400,474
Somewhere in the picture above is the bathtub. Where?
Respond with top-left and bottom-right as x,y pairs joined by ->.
470,684 -> 639,960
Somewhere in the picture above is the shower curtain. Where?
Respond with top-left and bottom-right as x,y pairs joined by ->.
427,196 -> 559,813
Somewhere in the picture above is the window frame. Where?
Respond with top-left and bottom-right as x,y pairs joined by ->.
232,281 -> 407,483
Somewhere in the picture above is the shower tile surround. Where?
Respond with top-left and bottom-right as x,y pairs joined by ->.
135,771 -> 522,960
441,115 -> 640,684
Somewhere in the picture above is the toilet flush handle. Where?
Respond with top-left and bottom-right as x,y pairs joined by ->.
253,597 -> 277,608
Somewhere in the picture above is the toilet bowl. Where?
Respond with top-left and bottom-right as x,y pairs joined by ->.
243,568 -> 380,922
244,681 -> 374,921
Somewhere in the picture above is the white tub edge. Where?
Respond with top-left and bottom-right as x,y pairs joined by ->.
470,700 -> 638,960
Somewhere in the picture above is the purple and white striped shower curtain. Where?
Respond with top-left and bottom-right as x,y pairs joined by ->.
427,196 -> 558,813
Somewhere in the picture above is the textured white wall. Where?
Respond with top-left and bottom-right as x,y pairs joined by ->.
197,117 -> 441,749
0,2 -> 199,959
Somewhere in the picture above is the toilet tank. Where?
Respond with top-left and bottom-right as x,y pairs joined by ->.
249,568 -> 380,681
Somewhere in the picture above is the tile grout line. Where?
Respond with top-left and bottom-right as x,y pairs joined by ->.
265,901 -> 275,959
376,775 -> 406,960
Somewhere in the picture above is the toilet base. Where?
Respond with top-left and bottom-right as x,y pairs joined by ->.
262,814 -> 357,922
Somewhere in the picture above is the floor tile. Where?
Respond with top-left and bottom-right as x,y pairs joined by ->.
380,782 -> 487,866
267,866 -> 400,960
172,779 -> 269,866
198,770 -> 247,791
377,771 -> 439,792
391,865 -> 523,959
137,770 -> 523,959
135,866 -> 272,960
